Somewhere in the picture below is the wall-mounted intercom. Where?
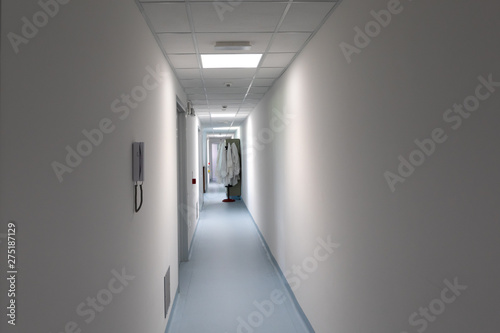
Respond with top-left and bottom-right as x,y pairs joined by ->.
132,142 -> 144,213
132,142 -> 144,182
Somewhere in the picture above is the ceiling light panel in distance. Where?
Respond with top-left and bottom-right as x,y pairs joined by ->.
211,114 -> 236,118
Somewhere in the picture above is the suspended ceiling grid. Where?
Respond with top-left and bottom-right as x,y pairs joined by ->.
136,0 -> 340,131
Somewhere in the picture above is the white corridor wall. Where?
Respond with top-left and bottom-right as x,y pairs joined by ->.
241,0 -> 500,332
0,1 -> 185,332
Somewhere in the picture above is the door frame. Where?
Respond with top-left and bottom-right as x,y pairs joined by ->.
176,99 -> 189,263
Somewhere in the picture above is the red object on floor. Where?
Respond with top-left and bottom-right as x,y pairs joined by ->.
222,199 -> 235,202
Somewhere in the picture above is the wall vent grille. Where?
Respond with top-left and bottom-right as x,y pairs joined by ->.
164,267 -> 171,318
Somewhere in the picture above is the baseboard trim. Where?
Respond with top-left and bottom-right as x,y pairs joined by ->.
243,202 -> 316,333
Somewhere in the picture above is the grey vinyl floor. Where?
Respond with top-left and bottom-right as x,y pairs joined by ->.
166,183 -> 312,333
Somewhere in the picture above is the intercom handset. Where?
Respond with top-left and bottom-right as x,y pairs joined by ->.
132,142 -> 144,212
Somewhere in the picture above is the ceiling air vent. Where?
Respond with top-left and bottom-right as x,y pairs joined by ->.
214,41 -> 252,51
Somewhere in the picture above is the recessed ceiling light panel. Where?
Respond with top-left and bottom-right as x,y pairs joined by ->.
211,114 -> 236,118
213,127 -> 237,131
201,54 -> 262,69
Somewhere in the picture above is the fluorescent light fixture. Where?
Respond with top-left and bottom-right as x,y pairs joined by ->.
213,127 -> 237,131
211,114 -> 236,118
201,54 -> 262,69
207,134 -> 234,138
215,41 -> 252,51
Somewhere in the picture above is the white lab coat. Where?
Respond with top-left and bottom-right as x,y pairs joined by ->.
216,141 -> 241,186
231,142 -> 240,177
226,144 -> 233,185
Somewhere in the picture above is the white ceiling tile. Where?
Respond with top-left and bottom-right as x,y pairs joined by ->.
185,87 -> 206,94
269,33 -> 311,52
180,79 -> 203,88
191,100 -> 209,105
204,79 -> 253,88
256,67 -> 284,79
158,33 -> 195,54
247,93 -> 265,100
205,87 -> 249,94
261,53 -> 295,67
237,110 -> 251,117
212,120 -> 234,126
190,3 -> 287,33
168,54 -> 199,68
208,99 -> 246,105
193,105 -> 210,110
279,3 -> 335,32
241,103 -> 258,108
222,111 -> 240,115
142,3 -> 190,33
188,94 -> 207,100
200,109 -> 235,114
201,103 -> 242,110
244,99 -> 261,104
202,69 -> 257,79
196,33 -> 273,54
234,121 -> 247,128
249,87 -> 270,94
235,110 -> 250,114
207,93 -> 247,100
253,78 -> 275,87
176,69 -> 201,80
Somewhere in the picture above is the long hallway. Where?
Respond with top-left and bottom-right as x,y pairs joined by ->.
167,184 -> 311,333
3,1 -> 500,333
